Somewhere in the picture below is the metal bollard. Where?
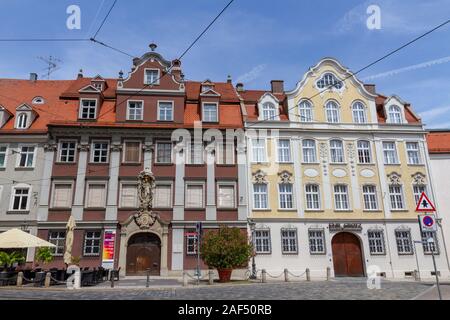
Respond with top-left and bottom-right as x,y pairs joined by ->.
326,267 -> 331,281
208,270 -> 214,285
182,271 -> 188,287
261,269 -> 267,283
146,269 -> 150,288
110,274 -> 115,288
284,268 -> 289,282
44,272 -> 51,288
16,272 -> 23,287
306,268 -> 311,281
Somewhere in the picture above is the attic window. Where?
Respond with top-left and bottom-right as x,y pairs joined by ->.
317,73 -> 343,90
202,85 -> 214,93
93,83 -> 103,91
144,69 -> 160,85
16,113 -> 28,129
32,97 -> 45,104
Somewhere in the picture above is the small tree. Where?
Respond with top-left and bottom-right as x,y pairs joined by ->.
0,251 -> 25,270
35,247 -> 54,267
200,226 -> 252,282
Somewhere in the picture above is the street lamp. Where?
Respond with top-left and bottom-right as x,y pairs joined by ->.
247,218 -> 257,280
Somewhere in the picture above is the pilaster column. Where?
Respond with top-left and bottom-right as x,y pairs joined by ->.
143,138 -> 153,170
205,145 -> 216,221
72,137 -> 89,221
347,141 -> 361,210
171,227 -> 184,271
374,138 -> 391,218
105,138 -> 121,221
160,226 -> 169,276
319,142 -> 332,209
173,142 -> 185,220
291,137 -> 304,218
37,142 -> 57,221
237,142 -> 248,221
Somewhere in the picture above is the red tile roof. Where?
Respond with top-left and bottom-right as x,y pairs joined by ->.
427,131 -> 450,154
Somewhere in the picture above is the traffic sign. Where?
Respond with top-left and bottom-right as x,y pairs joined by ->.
415,192 -> 436,212
418,214 -> 437,232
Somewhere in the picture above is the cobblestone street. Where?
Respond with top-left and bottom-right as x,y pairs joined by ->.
0,279 -> 437,300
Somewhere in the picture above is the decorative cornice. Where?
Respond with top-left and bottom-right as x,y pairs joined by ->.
252,169 -> 268,184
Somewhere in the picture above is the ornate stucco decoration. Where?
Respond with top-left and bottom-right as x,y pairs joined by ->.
278,170 -> 293,184
78,144 -> 90,152
387,172 -> 402,185
346,142 -> 356,176
253,170 -> 268,184
411,172 -> 427,185
111,143 -> 122,152
319,142 -> 328,176
43,143 -> 57,152
134,168 -> 158,229
142,143 -> 154,153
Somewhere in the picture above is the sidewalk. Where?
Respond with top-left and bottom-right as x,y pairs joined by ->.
413,284 -> 450,300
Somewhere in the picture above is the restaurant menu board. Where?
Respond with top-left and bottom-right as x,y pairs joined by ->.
101,229 -> 116,269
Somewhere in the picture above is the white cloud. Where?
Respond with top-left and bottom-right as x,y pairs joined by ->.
419,105 -> 450,122
235,64 -> 267,84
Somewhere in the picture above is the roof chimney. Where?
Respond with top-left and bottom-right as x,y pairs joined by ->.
77,69 -> 83,79
227,75 -> 232,84
236,83 -> 244,92
271,80 -> 284,94
29,73 -> 38,82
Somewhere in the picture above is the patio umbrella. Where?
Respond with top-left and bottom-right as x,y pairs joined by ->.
0,229 -> 55,248
63,215 -> 76,265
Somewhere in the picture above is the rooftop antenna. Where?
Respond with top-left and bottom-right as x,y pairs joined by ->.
37,55 -> 63,79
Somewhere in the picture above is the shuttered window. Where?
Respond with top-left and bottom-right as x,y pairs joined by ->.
185,184 -> 204,208
217,185 -> 235,208
154,185 -> 172,208
120,184 -> 138,208
52,184 -> 72,208
86,184 -> 106,208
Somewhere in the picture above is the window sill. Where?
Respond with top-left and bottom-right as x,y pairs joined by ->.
255,252 -> 272,255
309,252 -> 326,256
391,210 -> 409,213
407,163 -> 425,166
252,209 -> 271,212
384,163 -> 401,166
369,253 -> 387,256
216,164 -> 236,167
0,167 -> 6,171
88,162 -> 110,165
357,163 -> 376,166
156,120 -> 174,123
281,252 -> 299,256
77,118 -> 97,122
276,161 -> 294,164
125,119 -> 144,122
305,209 -> 324,212
301,162 -> 320,165
153,207 -> 173,210
15,167 -> 34,171
334,210 -> 353,212
121,162 -> 142,166
329,163 -> 347,166
82,254 -> 101,258
55,162 -> 77,165
277,209 -> 297,212
118,207 -> 138,210
6,211 -> 30,215
49,208 -> 71,211
154,163 -> 173,166
398,253 -> 414,256
186,163 -> 205,167
84,208 -> 106,211
185,208 -> 205,211
217,207 -> 237,211
363,210 -> 382,213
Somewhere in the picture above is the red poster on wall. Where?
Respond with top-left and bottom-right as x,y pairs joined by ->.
101,229 -> 116,269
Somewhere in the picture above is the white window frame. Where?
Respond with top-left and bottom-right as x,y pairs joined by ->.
153,182 -> 173,208
261,102 -> 277,121
277,139 -> 292,163
254,229 -> 271,254
387,105 -> 403,124
298,100 -> 313,122
395,229 -> 413,255
186,232 -> 198,255
9,184 -> 32,212
185,182 -> 205,209
352,101 -> 367,124
308,229 -> 326,254
383,141 -> 399,164
362,185 -> 378,211
334,184 -> 350,211
83,230 -> 102,256
50,181 -> 73,209
126,100 -> 144,121
421,231 -> 440,255
357,140 -> 372,164
16,145 -> 36,168
302,139 -> 317,163
186,140 -> 204,165
325,100 -> 340,123
316,72 -> 343,90
305,184 -> 321,210
278,183 -> 294,210
122,140 -> 142,163
253,183 -> 269,210
79,98 -> 98,120
280,228 -> 298,254
217,182 -> 236,209
48,231 -> 65,256
0,144 -> 8,168
144,68 -> 160,85
202,102 -> 219,122
155,141 -> 173,164
406,141 -> 422,165
119,182 -> 138,208
330,139 -> 345,163
157,100 -> 174,121
90,140 -> 110,163
251,138 -> 267,163
16,112 -> 28,129
84,181 -> 108,208
58,140 -> 77,163
389,184 -> 405,210
413,184 -> 427,205
368,230 -> 386,255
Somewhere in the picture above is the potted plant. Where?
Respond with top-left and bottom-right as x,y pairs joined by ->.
0,251 -> 26,271
200,226 -> 253,283
35,247 -> 54,271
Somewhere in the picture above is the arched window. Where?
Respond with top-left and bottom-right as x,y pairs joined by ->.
352,101 -> 367,124
325,101 -> 340,123
388,105 -> 402,124
330,139 -> 344,163
317,73 -> 343,90
261,102 -> 277,121
16,113 -> 28,129
298,100 -> 313,122
302,139 -> 317,163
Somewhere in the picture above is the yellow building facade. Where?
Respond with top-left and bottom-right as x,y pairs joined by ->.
242,58 -> 449,279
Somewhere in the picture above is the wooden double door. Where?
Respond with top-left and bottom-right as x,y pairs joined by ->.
331,232 -> 365,277
126,233 -> 161,276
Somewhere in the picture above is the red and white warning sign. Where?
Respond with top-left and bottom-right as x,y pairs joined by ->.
415,192 -> 436,212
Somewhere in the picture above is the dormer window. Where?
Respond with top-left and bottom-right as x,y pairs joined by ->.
32,96 -> 45,104
202,103 -> 218,122
202,85 -> 213,93
317,73 -> 343,90
79,99 -> 97,120
262,102 -> 277,121
93,83 -> 103,91
388,105 -> 402,124
16,113 -> 28,129
144,69 -> 160,85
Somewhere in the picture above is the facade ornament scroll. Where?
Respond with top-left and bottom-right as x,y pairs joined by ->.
346,142 -> 356,176
78,144 -> 90,152
411,172 -> 427,185
387,172 -> 402,185
278,170 -> 293,184
43,143 -> 57,152
111,143 -> 123,152
252,169 -> 268,184
319,142 -> 328,176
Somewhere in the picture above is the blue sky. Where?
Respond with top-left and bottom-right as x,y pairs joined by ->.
1,0 -> 450,127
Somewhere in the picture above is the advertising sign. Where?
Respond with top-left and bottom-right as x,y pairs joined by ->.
101,229 -> 116,269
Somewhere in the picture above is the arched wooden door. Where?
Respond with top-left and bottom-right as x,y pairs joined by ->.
331,232 -> 365,277
126,233 -> 161,276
